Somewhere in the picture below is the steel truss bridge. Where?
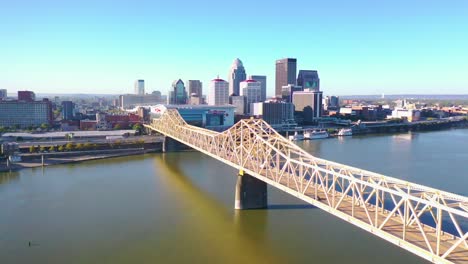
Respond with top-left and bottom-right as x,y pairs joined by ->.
144,108 -> 468,264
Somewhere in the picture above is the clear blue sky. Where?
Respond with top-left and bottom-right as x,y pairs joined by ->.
1,0 -> 467,96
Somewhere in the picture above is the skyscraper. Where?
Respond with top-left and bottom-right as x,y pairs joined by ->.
240,79 -> 261,114
228,58 -> 246,96
61,101 -> 74,120
169,79 -> 188,104
134,80 -> 145,95
292,90 -> 323,122
248,75 -> 267,102
275,58 -> 297,97
0,89 -> 6,100
209,78 -> 229,105
281,84 -> 303,103
297,70 -> 320,91
188,80 -> 203,98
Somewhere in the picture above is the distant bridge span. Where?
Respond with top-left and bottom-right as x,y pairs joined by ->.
144,107 -> 468,264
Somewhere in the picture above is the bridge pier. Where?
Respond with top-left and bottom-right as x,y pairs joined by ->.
234,170 -> 267,210
162,136 -> 188,152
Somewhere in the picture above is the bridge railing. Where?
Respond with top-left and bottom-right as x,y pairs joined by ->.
147,109 -> 468,263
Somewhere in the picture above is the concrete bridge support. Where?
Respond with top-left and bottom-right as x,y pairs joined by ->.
234,170 -> 267,210
162,136 -> 188,152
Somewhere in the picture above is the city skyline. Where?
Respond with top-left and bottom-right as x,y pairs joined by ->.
1,0 -> 468,96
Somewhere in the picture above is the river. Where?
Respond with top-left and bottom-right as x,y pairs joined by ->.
1,129 -> 467,264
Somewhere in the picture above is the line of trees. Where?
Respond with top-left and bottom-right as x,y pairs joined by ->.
29,143 -> 98,153
28,139 -> 147,153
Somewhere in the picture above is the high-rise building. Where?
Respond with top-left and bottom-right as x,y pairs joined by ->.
0,99 -> 53,128
292,90 -> 323,122
61,101 -> 75,120
275,58 -> 297,97
119,94 -> 165,108
230,95 -> 246,115
325,96 -> 339,110
248,75 -> 267,102
169,79 -> 188,105
228,58 -> 247,96
134,80 -> 145,95
209,78 -> 229,105
281,84 -> 303,103
0,89 -> 6,100
188,80 -> 203,98
240,79 -> 262,114
297,70 -> 320,91
18,91 -> 36,102
251,101 -> 295,126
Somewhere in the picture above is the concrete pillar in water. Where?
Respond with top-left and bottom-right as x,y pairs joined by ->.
161,136 -> 189,152
234,170 -> 267,210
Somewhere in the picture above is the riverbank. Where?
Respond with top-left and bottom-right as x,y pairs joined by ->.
352,117 -> 468,135
0,147 -> 160,172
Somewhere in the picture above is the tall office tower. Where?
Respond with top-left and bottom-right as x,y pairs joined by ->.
134,80 -> 145,95
209,78 -> 229,105
325,96 -> 339,110
240,79 -> 261,114
275,58 -> 297,97
61,101 -> 74,120
188,80 -> 203,98
18,91 -> 36,102
281,84 -> 303,103
292,90 -> 323,122
248,75 -> 267,102
297,70 -> 320,91
169,79 -> 188,104
0,89 -> 6,100
228,58 -> 247,96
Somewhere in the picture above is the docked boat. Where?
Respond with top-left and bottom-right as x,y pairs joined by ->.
288,131 -> 304,141
8,155 -> 22,163
304,130 -> 329,140
337,128 -> 353,136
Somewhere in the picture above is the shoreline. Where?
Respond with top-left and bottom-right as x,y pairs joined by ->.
0,148 -> 160,173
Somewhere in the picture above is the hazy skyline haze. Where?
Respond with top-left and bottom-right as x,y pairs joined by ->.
1,0 -> 467,96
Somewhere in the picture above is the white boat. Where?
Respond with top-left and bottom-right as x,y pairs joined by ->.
337,128 -> 353,136
8,155 -> 22,163
304,130 -> 329,140
288,131 -> 304,141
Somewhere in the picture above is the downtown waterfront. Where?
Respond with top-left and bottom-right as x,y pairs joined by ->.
1,129 -> 467,264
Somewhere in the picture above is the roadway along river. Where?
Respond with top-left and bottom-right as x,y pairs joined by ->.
1,129 -> 467,264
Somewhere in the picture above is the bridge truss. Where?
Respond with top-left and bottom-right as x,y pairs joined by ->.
145,108 -> 468,263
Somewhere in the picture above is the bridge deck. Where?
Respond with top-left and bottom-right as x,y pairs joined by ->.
145,109 -> 468,264
283,176 -> 467,263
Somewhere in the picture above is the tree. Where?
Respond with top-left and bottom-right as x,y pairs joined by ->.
75,143 -> 84,150
39,146 -> 46,152
49,146 -> 55,152
65,143 -> 74,151
84,142 -> 92,150
58,145 -> 64,152
137,139 -> 145,148
132,123 -> 142,134
114,124 -> 122,130
29,146 -> 36,153
40,123 -> 49,130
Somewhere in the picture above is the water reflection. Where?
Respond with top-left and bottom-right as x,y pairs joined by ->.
0,170 -> 20,185
153,153 -> 283,263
